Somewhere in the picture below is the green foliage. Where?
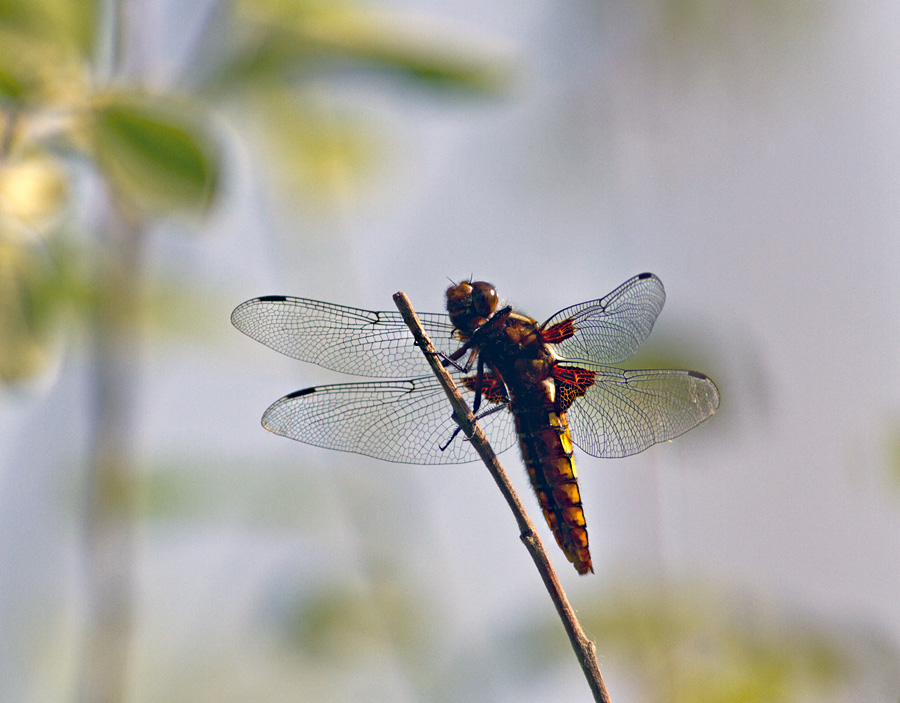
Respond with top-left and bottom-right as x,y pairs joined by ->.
0,0 -> 509,385
522,582 -> 879,703
0,0 -> 97,57
0,0 -> 96,103
286,579 -> 428,661
249,88 -> 377,202
588,590 -> 845,702
204,0 -> 511,204
0,235 -> 53,381
0,233 -> 101,382
90,95 -> 219,213
138,460 -> 328,527
225,0 -> 510,94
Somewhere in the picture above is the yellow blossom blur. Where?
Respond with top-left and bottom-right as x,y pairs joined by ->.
0,155 -> 68,231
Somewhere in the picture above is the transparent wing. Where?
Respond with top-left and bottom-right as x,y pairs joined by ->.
231,296 -> 460,378
542,273 -> 666,364
565,364 -> 719,458
261,375 -> 518,464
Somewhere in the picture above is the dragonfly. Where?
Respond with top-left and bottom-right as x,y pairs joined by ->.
231,273 -> 720,575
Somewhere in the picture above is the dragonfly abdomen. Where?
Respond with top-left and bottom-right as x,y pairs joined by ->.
514,406 -> 593,575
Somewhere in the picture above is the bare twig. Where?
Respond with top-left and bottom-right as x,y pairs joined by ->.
393,291 -> 612,703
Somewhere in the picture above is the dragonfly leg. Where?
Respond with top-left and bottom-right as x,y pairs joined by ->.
439,359 -> 511,452
439,418 -> 464,451
439,401 -> 510,452
471,356 -> 486,413
434,345 -> 477,373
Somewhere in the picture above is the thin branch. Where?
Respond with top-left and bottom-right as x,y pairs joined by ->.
393,291 -> 612,703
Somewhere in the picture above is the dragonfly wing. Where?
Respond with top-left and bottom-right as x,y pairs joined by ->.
563,364 -> 720,458
542,273 -> 666,364
231,297 -> 459,378
262,375 -> 518,464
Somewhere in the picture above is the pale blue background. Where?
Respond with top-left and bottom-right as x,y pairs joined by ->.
2,0 -> 900,700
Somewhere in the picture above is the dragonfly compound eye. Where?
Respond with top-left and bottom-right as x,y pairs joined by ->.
471,281 -> 498,317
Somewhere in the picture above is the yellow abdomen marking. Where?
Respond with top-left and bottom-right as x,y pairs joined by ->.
548,412 -> 575,471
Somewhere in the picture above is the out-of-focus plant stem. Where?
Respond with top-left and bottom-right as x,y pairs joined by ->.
1,106 -> 20,158
76,0 -> 144,698
94,0 -> 126,85
77,199 -> 144,703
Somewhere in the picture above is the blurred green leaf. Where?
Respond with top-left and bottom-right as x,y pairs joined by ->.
0,0 -> 96,104
90,94 -> 220,213
0,232 -> 116,384
283,574 -> 430,662
522,582 -> 861,703
0,0 -> 98,58
0,58 -> 26,99
290,588 -> 384,658
0,234 -> 55,381
139,460 -> 330,527
251,87 -> 376,203
300,11 -> 511,92
0,28 -> 85,103
219,3 -> 511,95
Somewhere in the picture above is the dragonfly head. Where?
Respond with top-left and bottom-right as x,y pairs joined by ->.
446,280 -> 498,334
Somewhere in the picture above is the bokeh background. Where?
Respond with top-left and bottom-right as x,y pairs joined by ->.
2,0 -> 900,701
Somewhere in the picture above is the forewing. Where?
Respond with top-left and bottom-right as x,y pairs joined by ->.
564,364 -> 719,458
542,273 -> 666,364
231,297 -> 459,378
261,375 -> 518,464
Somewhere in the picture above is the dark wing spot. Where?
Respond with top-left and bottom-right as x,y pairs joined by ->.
637,272 -> 654,280
284,387 -> 318,398
256,295 -> 288,302
687,370 -> 710,380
